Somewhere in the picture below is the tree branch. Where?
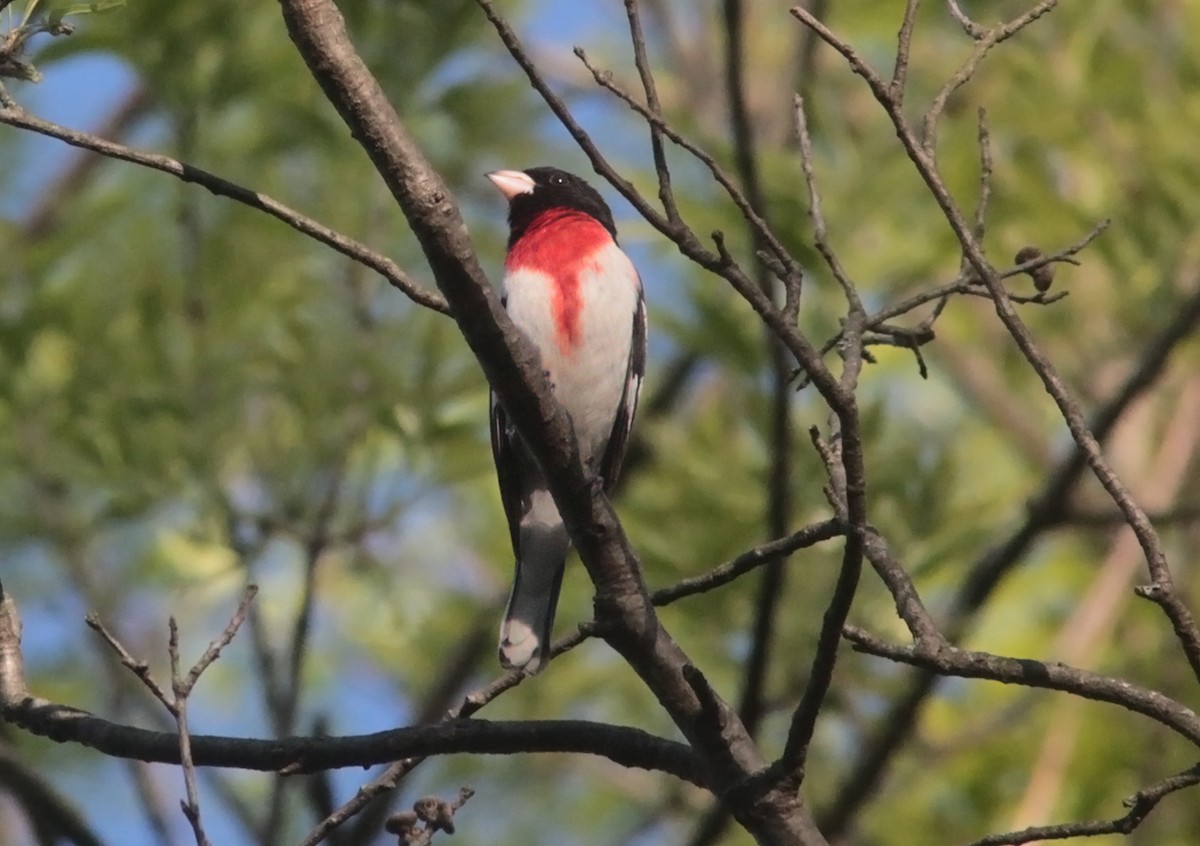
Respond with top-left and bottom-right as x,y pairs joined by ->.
843,627 -> 1200,747
623,0 -> 682,226
652,519 -> 844,606
0,101 -> 449,315
822,277 -> 1200,836
278,2 -> 831,842
2,702 -> 703,785
961,761 -> 1200,845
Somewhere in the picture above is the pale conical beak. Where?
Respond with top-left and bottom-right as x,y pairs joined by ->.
486,169 -> 536,201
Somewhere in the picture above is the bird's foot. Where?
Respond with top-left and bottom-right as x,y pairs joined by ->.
583,460 -> 606,496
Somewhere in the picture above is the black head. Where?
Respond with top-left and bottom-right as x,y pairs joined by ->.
487,166 -> 617,246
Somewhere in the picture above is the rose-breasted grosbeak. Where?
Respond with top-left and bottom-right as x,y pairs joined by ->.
485,166 -> 646,673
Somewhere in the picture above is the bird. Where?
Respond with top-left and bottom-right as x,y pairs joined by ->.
485,166 -> 646,673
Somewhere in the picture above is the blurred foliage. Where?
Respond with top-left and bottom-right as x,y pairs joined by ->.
2,1 -> 1200,845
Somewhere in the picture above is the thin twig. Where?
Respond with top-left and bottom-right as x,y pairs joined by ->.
652,519 -> 845,606
574,46 -> 801,281
961,761 -> 1200,845
861,530 -> 944,646
791,172 -> 1106,391
624,0 -> 682,225
177,586 -> 258,697
299,622 -> 601,845
972,107 -> 993,245
169,618 -> 210,846
0,103 -> 449,314
842,627 -> 1200,747
889,0 -> 922,103
946,0 -> 986,39
921,1 -> 1062,157
793,93 -> 862,314
779,411 -> 867,783
85,615 -> 173,710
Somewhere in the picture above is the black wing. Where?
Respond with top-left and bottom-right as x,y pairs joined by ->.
598,288 -> 647,493
490,392 -> 524,556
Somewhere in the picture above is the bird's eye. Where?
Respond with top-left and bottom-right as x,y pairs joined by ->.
550,174 -> 566,185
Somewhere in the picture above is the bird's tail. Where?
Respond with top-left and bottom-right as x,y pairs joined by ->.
500,502 -> 570,674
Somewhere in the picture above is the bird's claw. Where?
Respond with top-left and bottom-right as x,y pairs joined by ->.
583,459 -> 605,496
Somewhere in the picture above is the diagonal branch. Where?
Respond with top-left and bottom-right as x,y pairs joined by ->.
652,519 -> 844,606
921,1 -> 1062,156
623,0 -> 682,226
822,277 -> 1200,838
573,45 -> 800,281
278,2 -> 831,843
961,761 -> 1200,846
842,627 -> 1200,748
791,3 -> 1200,682
0,101 -> 449,315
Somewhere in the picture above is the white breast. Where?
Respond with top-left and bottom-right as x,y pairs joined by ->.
504,241 -> 641,463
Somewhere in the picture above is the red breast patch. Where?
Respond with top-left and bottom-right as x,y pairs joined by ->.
506,208 -> 612,353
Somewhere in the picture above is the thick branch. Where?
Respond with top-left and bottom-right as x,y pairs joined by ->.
2,699 -> 702,784
277,2 -> 830,843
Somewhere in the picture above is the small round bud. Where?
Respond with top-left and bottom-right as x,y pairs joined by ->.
1015,246 -> 1055,292
413,797 -> 441,824
384,811 -> 418,835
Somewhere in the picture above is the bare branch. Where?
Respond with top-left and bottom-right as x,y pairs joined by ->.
795,2 -> 1200,685
0,102 -> 449,315
946,0 -> 987,40
889,0 -> 921,102
278,3 -> 830,842
1,586 -> 698,789
779,468 -> 866,782
85,614 -> 173,711
793,93 -> 862,314
789,6 -> 892,104
972,107 -> 993,246
962,762 -> 1200,845
574,46 -> 801,281
861,530 -> 945,646
177,586 -> 257,697
823,278 -> 1200,839
652,519 -> 845,606
921,1 -> 1063,157
168,618 -> 212,846
624,0 -> 682,225
843,627 -> 1200,747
